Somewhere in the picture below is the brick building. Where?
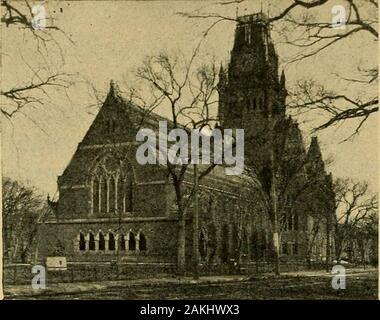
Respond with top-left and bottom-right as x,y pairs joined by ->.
38,13 -> 335,274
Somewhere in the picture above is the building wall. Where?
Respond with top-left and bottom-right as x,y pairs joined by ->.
38,219 -> 179,263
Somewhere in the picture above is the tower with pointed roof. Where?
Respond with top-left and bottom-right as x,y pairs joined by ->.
218,13 -> 289,190
218,13 -> 286,124
218,13 -> 336,262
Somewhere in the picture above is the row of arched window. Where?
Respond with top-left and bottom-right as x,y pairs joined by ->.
245,96 -> 265,111
280,212 -> 299,231
199,223 -> 250,263
281,242 -> 298,255
244,24 -> 252,44
228,95 -> 266,114
76,230 -> 146,252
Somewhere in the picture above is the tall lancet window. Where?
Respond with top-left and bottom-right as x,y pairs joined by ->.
100,177 -> 108,213
91,156 -> 134,216
119,234 -> 126,251
117,176 -> 125,213
92,178 -> 100,214
120,177 -> 133,213
126,179 -> 133,212
79,232 -> 86,251
108,232 -> 115,251
109,175 -> 116,213
98,231 -> 105,251
244,24 -> 251,44
128,232 -> 136,251
88,232 -> 95,251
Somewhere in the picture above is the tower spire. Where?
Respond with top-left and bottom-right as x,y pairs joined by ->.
217,63 -> 227,91
280,69 -> 286,87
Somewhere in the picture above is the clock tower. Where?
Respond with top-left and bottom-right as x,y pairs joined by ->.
218,13 -> 288,190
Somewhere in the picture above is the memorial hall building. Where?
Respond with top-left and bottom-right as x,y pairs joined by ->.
39,13 -> 335,274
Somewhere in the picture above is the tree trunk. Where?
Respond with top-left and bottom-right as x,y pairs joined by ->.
177,212 -> 186,276
270,149 -> 280,276
325,215 -> 331,272
306,241 -> 312,269
192,164 -> 199,280
13,237 -> 20,262
335,238 -> 343,264
334,224 -> 342,263
21,245 -> 28,264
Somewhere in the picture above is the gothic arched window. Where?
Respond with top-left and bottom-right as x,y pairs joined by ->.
244,24 -> 251,44
108,232 -> 115,251
100,178 -> 108,213
126,179 -> 133,212
92,178 -> 100,214
109,176 -> 116,213
79,232 -> 86,251
292,242 -> 298,255
105,119 -> 115,134
282,242 -> 288,255
91,157 -> 134,216
128,232 -> 136,251
89,232 -> 95,251
117,177 -> 124,213
98,231 -> 105,251
119,234 -> 126,251
139,232 -> 147,251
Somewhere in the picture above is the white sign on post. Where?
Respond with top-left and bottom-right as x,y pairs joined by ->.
46,257 -> 67,271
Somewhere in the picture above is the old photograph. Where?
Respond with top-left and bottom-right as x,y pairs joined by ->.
0,0 -> 378,301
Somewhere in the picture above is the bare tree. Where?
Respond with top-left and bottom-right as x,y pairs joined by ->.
245,117 -> 336,274
125,51 -> 238,275
333,178 -> 378,262
177,0 -> 378,136
287,78 -> 377,140
352,210 -> 378,265
2,177 -> 46,263
1,0 -> 74,120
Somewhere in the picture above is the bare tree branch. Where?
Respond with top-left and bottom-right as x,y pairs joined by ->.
177,0 -> 378,135
333,177 -> 378,261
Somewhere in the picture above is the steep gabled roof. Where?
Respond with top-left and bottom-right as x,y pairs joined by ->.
58,81 -> 258,189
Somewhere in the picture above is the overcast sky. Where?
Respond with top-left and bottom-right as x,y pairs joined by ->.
1,0 -> 377,197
